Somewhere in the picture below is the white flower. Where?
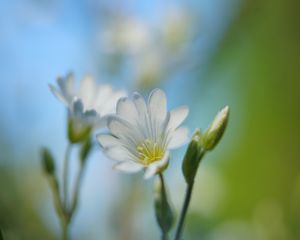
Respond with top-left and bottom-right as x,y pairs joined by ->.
102,18 -> 151,55
97,88 -> 189,178
49,73 -> 125,128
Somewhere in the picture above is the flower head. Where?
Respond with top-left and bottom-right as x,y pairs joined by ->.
49,73 -> 125,129
97,89 -> 189,178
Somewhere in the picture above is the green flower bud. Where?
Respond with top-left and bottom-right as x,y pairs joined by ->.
68,118 -> 92,144
41,147 -> 55,175
182,130 -> 204,185
80,138 -> 92,165
202,106 -> 229,151
154,176 -> 174,234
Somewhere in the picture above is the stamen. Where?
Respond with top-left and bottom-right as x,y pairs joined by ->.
136,139 -> 164,165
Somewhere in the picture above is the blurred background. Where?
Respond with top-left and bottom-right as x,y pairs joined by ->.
1,0 -> 300,239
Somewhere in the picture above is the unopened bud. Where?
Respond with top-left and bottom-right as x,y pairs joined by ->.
154,176 -> 174,234
202,106 -> 229,151
41,148 -> 55,175
182,130 -> 204,184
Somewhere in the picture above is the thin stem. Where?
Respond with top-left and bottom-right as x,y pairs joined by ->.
162,233 -> 168,240
158,173 -> 169,240
174,181 -> 194,240
62,221 -> 68,240
47,144 -> 73,240
47,176 -> 69,240
62,144 -> 72,240
63,144 -> 72,210
49,177 -> 64,221
159,173 -> 167,203
174,151 -> 205,240
69,163 -> 86,218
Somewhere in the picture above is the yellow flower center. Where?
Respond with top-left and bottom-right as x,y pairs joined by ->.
137,139 -> 164,165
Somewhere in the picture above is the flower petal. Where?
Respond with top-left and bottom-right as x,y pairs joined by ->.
144,151 -> 169,179
57,73 -> 75,99
79,75 -> 96,108
104,146 -> 131,161
107,116 -> 141,143
133,92 -> 147,116
168,127 -> 189,149
148,88 -> 167,122
113,161 -> 144,173
94,85 -> 113,111
168,106 -> 189,130
64,73 -> 75,96
49,84 -> 69,106
97,134 -> 120,148
99,90 -> 125,116
116,97 -> 138,124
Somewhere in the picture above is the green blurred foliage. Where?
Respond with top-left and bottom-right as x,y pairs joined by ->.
0,161 -> 55,239
185,0 -> 300,239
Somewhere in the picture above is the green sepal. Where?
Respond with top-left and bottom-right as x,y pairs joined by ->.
80,138 -> 92,165
182,129 -> 204,185
41,147 -> 56,175
68,118 -> 92,143
154,176 -> 174,234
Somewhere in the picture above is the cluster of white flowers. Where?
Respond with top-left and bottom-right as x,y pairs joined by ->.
50,74 -> 189,178
48,73 -> 229,240
49,73 -> 125,129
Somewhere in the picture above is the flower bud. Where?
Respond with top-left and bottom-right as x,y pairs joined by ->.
41,147 -> 55,175
202,106 -> 229,151
182,129 -> 204,185
154,176 -> 174,234
68,118 -> 92,143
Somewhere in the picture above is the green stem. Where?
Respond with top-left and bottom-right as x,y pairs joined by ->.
174,181 -> 194,240
162,233 -> 168,240
159,173 -> 169,240
158,173 -> 167,206
48,176 -> 69,240
174,151 -> 205,240
62,221 -> 68,240
63,144 -> 72,210
62,144 -> 72,240
47,144 -> 73,240
69,163 -> 86,218
49,177 -> 64,220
